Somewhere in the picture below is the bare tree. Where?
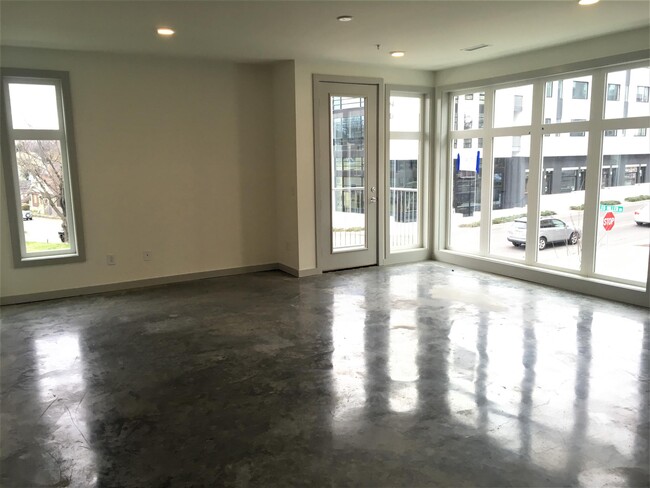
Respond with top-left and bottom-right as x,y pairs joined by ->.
16,140 -> 68,241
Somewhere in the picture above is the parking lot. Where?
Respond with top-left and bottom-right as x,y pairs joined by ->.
450,203 -> 650,283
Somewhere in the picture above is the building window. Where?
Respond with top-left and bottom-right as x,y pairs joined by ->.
572,81 -> 589,99
545,82 -> 553,98
636,128 -> 647,137
637,86 -> 650,102
463,138 -> 472,148
513,95 -> 523,113
1,69 -> 84,266
607,83 -> 620,101
465,94 -> 474,100
604,129 -> 618,137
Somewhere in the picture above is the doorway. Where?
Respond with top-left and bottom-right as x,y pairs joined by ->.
314,80 -> 379,271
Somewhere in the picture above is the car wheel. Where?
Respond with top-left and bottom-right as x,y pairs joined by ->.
512,242 -> 521,247
569,232 -> 578,245
538,237 -> 547,251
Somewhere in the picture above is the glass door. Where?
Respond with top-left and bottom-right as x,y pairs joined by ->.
315,82 -> 378,271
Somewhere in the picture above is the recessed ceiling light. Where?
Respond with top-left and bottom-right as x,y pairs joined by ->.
578,0 -> 599,4
157,27 -> 175,36
462,44 -> 489,52
390,51 -> 406,58
337,15 -> 353,22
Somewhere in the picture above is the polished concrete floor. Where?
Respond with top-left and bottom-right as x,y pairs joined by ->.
1,262 -> 648,487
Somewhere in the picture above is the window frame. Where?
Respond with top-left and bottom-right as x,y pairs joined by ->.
439,58 -> 650,296
384,85 -> 433,264
0,68 -> 85,267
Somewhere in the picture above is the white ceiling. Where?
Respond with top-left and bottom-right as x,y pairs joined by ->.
1,0 -> 648,71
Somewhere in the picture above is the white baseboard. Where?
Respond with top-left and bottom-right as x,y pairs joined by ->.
1,263 -> 282,305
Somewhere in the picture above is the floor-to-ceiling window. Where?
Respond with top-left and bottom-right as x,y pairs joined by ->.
386,87 -> 432,263
444,60 -> 650,290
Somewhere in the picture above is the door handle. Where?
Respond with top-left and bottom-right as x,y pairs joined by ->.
370,196 -> 377,203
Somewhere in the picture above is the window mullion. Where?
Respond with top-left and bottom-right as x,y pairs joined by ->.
526,80 -> 545,266
581,69 -> 607,277
479,89 -> 494,256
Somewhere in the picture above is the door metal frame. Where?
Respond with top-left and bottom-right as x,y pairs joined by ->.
313,75 -> 385,272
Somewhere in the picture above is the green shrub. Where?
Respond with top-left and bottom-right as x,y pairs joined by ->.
21,203 -> 30,211
570,204 -> 585,211
332,227 -> 364,232
624,195 -> 650,202
492,210 -> 555,225
459,221 -> 481,228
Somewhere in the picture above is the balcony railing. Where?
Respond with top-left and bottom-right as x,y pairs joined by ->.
390,187 -> 419,249
330,187 -> 420,251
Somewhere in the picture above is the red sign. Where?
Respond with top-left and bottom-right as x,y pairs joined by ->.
603,211 -> 615,231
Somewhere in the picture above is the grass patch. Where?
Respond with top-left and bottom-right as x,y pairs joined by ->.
600,199 -> 621,205
460,210 -> 556,227
570,204 -> 585,211
26,241 -> 70,253
624,195 -> 650,202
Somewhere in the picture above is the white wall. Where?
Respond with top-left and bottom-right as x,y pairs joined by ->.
1,47 -> 278,299
272,60 -> 299,271
293,61 -> 435,272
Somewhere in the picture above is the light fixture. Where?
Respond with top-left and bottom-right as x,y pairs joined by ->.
337,15 -> 353,22
390,51 -> 406,58
578,0 -> 599,4
157,27 -> 175,36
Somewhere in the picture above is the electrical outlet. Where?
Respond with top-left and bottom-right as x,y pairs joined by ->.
107,254 -> 116,265
143,251 -> 152,261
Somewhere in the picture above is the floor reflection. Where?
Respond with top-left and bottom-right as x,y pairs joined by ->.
445,292 -> 646,480
388,273 -> 419,414
329,267 -> 647,483
2,263 -> 647,487
331,291 -> 367,429
35,333 -> 97,486
388,311 -> 418,413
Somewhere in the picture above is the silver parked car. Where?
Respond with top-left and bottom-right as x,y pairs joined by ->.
507,217 -> 580,250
